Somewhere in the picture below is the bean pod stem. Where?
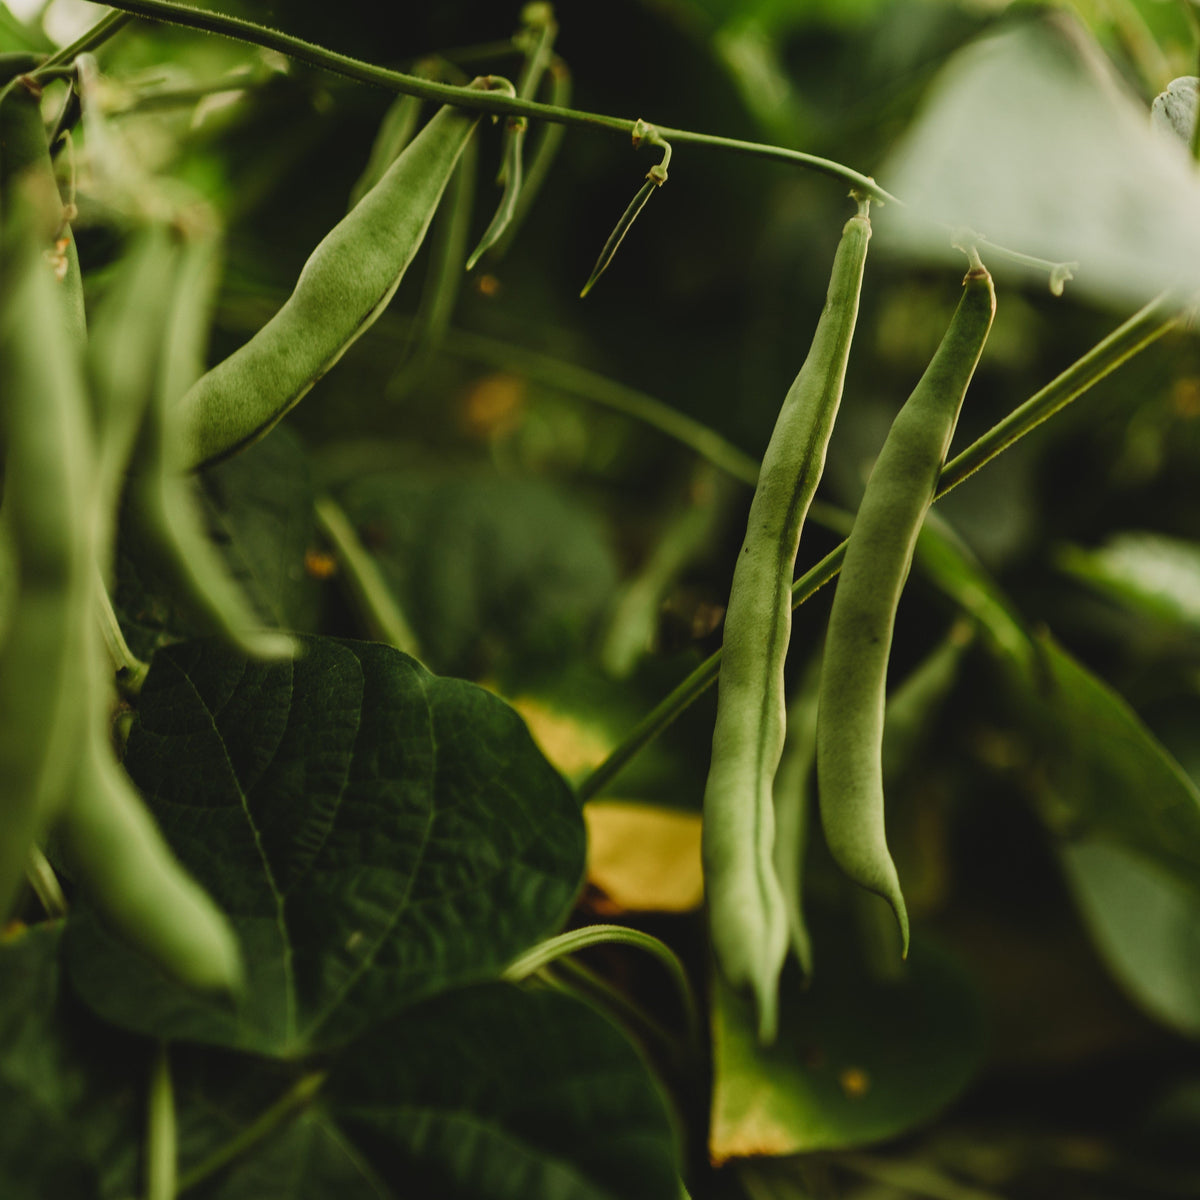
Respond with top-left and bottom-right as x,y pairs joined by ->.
816,254 -> 996,954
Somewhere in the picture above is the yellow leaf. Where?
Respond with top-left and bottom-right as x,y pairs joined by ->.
584,801 -> 703,913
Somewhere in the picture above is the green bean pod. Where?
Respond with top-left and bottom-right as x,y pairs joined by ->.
816,262 -> 995,954
129,234 -> 295,659
0,219 -> 93,919
55,615 -> 243,992
703,203 -> 871,1043
177,81 -> 501,470
0,74 -> 86,346
771,650 -> 823,978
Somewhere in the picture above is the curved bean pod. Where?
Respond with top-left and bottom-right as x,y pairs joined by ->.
816,260 -> 995,954
177,81 -> 503,470
56,617 -> 243,992
0,218 -> 93,918
130,234 -> 295,659
703,202 -> 871,1043
0,74 -> 86,345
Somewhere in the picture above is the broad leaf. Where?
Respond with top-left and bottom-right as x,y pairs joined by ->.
710,938 -> 983,1159
327,983 -> 680,1200
65,637 -> 586,1055
166,1050 -> 389,1200
1060,841 -> 1200,1039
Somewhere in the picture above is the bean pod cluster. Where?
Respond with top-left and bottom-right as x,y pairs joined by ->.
0,71 -> 485,990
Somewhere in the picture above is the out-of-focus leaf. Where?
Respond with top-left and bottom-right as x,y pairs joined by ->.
167,1053 -> 386,1200
1055,531 -> 1200,635
65,637 -> 586,1055
584,801 -> 703,913
0,923 -> 139,1199
917,521 -> 1200,892
335,470 -> 617,678
0,3 -> 52,53
1060,840 -> 1200,1039
880,623 -> 971,785
881,16 -> 1200,305
327,983 -> 681,1200
710,938 -> 983,1160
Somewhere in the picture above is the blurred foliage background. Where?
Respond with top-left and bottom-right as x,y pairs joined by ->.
12,0 -> 1200,1196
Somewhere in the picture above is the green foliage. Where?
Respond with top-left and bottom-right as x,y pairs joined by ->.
5,1 -> 1200,1197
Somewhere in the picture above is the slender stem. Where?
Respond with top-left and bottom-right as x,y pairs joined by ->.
144,1044 -> 176,1200
502,922 -> 700,1052
653,123 -> 898,205
37,10 -> 133,71
94,570 -> 150,698
577,292 -> 1185,799
938,290 -> 1182,495
24,845 -> 68,919
537,959 -> 685,1058
176,1072 -> 326,1195
313,495 -> 422,658
435,326 -> 760,485
78,0 -> 896,203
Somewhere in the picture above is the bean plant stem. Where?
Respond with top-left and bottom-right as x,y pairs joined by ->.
536,959 -> 686,1060
76,0 -> 897,204
39,10 -> 133,69
94,571 -> 150,698
313,495 -> 423,659
144,1044 -> 176,1200
502,922 -> 700,1052
577,290 -> 1185,800
435,325 -> 761,485
176,1071 -> 327,1195
23,845 -> 67,919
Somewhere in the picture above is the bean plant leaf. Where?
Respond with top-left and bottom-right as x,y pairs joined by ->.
64,637 -> 586,1055
116,427 -> 323,660
710,937 -> 984,1160
881,15 -> 1200,305
163,1051 -> 389,1200
181,1107 -> 392,1200
334,470 -> 617,679
326,982 -> 681,1200
0,923 -> 141,1200
1055,531 -> 1200,636
1060,841 -> 1200,1039
916,522 -> 1200,893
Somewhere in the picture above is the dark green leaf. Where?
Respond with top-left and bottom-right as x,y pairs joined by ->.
65,637 -> 586,1055
0,923 -> 141,1199
327,983 -> 680,1200
335,471 -> 617,677
710,937 -> 984,1158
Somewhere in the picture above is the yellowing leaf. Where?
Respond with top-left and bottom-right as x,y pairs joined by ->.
509,695 -> 613,779
584,801 -> 703,913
